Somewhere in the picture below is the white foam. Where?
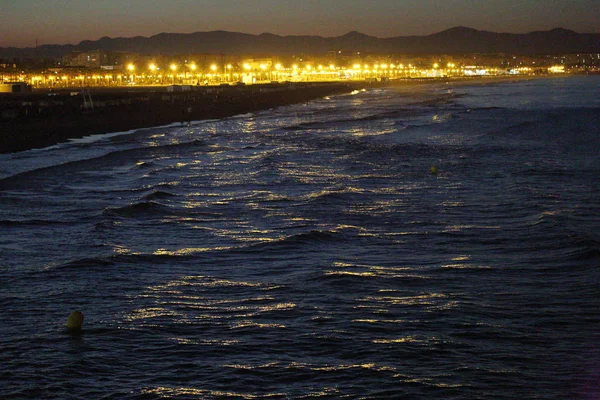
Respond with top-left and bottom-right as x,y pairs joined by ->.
67,129 -> 140,145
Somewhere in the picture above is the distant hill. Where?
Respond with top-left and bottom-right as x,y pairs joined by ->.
1,27 -> 599,59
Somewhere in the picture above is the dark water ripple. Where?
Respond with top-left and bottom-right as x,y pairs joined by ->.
1,77 -> 600,399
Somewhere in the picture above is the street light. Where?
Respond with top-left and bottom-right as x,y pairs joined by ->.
184,63 -> 196,83
273,64 -> 282,82
209,64 -> 218,83
170,64 -> 177,84
127,63 -> 135,84
148,63 -> 156,84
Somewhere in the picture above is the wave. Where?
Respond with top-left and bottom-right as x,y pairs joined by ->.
41,226 -> 368,269
431,112 -> 459,123
57,257 -> 116,270
559,232 -> 600,263
0,125 -> 169,179
514,166 -> 580,178
300,188 -> 370,205
499,209 -> 600,266
68,128 -> 141,145
273,127 -> 440,157
42,252 -> 195,274
283,229 -> 341,244
467,106 -> 506,112
240,230 -> 342,253
102,200 -> 173,218
0,219 -> 72,227
233,226 -> 370,255
486,107 -> 600,140
0,137 -> 213,186
280,108 -> 423,132
141,190 -> 177,201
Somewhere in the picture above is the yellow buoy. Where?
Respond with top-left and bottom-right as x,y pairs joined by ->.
430,165 -> 438,175
66,311 -> 84,331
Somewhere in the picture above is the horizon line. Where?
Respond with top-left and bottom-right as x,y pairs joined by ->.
2,26 -> 598,50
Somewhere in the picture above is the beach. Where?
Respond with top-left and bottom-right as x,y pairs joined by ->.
0,75 -> 548,154
0,82 -> 354,154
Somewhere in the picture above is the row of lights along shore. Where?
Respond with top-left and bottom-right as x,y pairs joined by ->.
3,61 -> 564,88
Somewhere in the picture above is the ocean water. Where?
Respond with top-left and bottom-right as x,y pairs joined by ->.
0,76 -> 599,399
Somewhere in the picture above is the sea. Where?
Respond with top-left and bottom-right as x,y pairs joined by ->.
0,76 -> 599,399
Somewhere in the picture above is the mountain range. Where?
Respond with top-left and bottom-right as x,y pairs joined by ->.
1,27 -> 599,60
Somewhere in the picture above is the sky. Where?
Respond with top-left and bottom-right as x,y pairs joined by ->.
1,0 -> 599,48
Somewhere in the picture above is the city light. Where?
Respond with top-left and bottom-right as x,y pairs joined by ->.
11,53 -> 562,90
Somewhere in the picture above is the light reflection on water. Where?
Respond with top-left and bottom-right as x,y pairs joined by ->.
0,77 -> 599,398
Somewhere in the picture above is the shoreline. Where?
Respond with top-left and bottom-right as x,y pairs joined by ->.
0,82 -> 355,154
0,75 -> 563,154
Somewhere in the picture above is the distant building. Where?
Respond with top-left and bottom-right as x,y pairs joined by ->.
64,50 -> 129,68
243,58 -> 273,70
64,51 -> 103,67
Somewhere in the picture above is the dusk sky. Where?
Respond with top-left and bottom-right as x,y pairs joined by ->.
2,0 -> 599,48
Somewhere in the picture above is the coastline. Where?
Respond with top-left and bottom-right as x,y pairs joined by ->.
0,75 -> 560,154
0,82 -> 356,154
